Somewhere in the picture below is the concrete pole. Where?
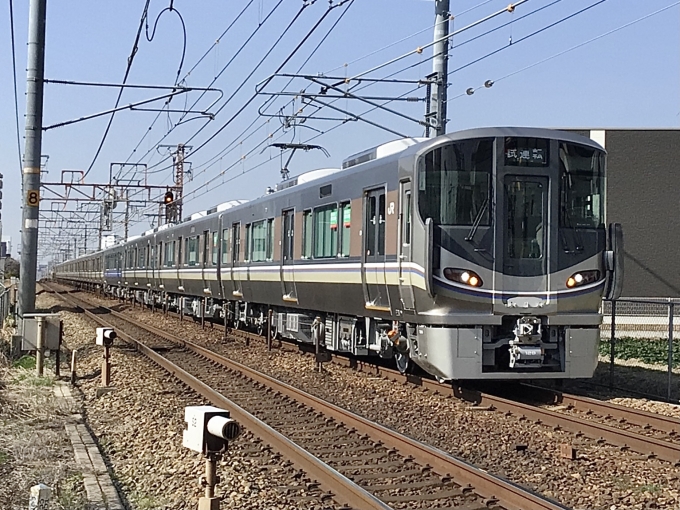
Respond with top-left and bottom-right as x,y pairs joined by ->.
36,316 -> 45,376
430,0 -> 450,137
19,0 -> 48,319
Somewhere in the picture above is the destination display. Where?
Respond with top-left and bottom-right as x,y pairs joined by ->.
504,137 -> 549,167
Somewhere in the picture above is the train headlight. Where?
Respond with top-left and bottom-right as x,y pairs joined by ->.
566,270 -> 600,288
443,268 -> 483,287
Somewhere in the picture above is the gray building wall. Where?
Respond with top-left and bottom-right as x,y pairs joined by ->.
568,129 -> 680,298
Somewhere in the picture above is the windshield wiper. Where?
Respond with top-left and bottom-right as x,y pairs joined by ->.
465,197 -> 489,242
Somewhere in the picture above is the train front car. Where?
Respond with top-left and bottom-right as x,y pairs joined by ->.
403,127 -> 622,380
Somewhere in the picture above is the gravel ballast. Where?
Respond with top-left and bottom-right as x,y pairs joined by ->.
41,288 -> 341,509
71,289 -> 680,510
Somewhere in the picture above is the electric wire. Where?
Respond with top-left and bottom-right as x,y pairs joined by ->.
141,0 -> 350,178
118,0 -> 285,181
454,0 -> 680,98
448,0 -> 609,77
83,0 -> 152,179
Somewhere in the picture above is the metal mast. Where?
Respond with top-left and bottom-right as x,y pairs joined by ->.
430,0 -> 450,137
19,0 -> 47,318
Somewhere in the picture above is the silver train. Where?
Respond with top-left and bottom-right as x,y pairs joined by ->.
53,127 -> 623,381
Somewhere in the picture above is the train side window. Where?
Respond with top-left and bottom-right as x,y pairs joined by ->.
232,223 -> 240,262
339,202 -> 351,257
176,238 -> 182,268
302,210 -> 313,259
212,232 -> 219,265
251,221 -> 267,262
314,204 -> 338,259
222,229 -> 230,264
187,236 -> 198,266
138,246 -> 145,269
403,190 -> 412,245
201,230 -> 209,266
245,224 -> 253,262
266,219 -> 274,261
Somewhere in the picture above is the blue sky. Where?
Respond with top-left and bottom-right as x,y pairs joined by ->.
1,0 -> 678,262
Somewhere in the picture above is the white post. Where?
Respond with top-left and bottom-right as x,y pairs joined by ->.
28,483 -> 51,510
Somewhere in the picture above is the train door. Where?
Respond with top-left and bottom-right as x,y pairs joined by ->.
230,222 -> 243,298
176,236 -> 184,292
151,235 -> 158,290
398,182 -> 415,311
494,176 -> 549,312
218,214 -> 227,298
362,187 -> 390,311
280,209 -> 298,302
201,229 -> 210,293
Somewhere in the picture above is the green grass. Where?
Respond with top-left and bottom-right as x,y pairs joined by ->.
0,450 -> 9,465
11,368 -> 54,387
12,355 -> 35,369
57,472 -> 86,510
599,337 -> 680,368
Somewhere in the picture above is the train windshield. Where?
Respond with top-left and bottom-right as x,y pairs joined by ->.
417,138 -> 493,226
559,142 -> 605,229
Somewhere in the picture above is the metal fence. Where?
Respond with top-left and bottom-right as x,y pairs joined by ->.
0,283 -> 12,327
600,298 -> 679,402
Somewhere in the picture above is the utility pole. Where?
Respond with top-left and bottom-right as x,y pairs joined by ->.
430,0 -> 450,137
19,0 -> 47,319
124,189 -> 130,241
175,144 -> 186,222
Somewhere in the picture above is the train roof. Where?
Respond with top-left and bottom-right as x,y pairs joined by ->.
55,127 -> 604,266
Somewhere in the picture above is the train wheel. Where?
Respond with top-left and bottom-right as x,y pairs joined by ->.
395,351 -> 410,375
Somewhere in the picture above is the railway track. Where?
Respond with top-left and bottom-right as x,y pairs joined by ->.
62,284 -> 680,464
46,283 -> 567,510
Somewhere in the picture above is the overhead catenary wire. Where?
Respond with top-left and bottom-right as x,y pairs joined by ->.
119,0 -> 287,182
448,0 -> 609,77
83,0 -> 152,179
115,0 -> 259,183
455,0 -> 680,98
141,0 -> 352,178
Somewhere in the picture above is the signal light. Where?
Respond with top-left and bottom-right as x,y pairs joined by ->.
164,191 -> 174,204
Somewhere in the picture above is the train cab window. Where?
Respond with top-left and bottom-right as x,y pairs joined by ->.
232,223 -> 241,262
314,204 -> 338,259
559,142 -> 605,229
302,210 -> 313,259
222,229 -> 230,264
212,232 -> 219,265
339,202 -> 351,257
417,138 -> 493,226
506,180 -> 545,260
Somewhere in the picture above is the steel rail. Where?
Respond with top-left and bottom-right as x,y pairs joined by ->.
45,284 -> 392,510
53,283 -> 680,464
51,286 -> 568,510
518,383 -> 680,435
331,358 -> 680,464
